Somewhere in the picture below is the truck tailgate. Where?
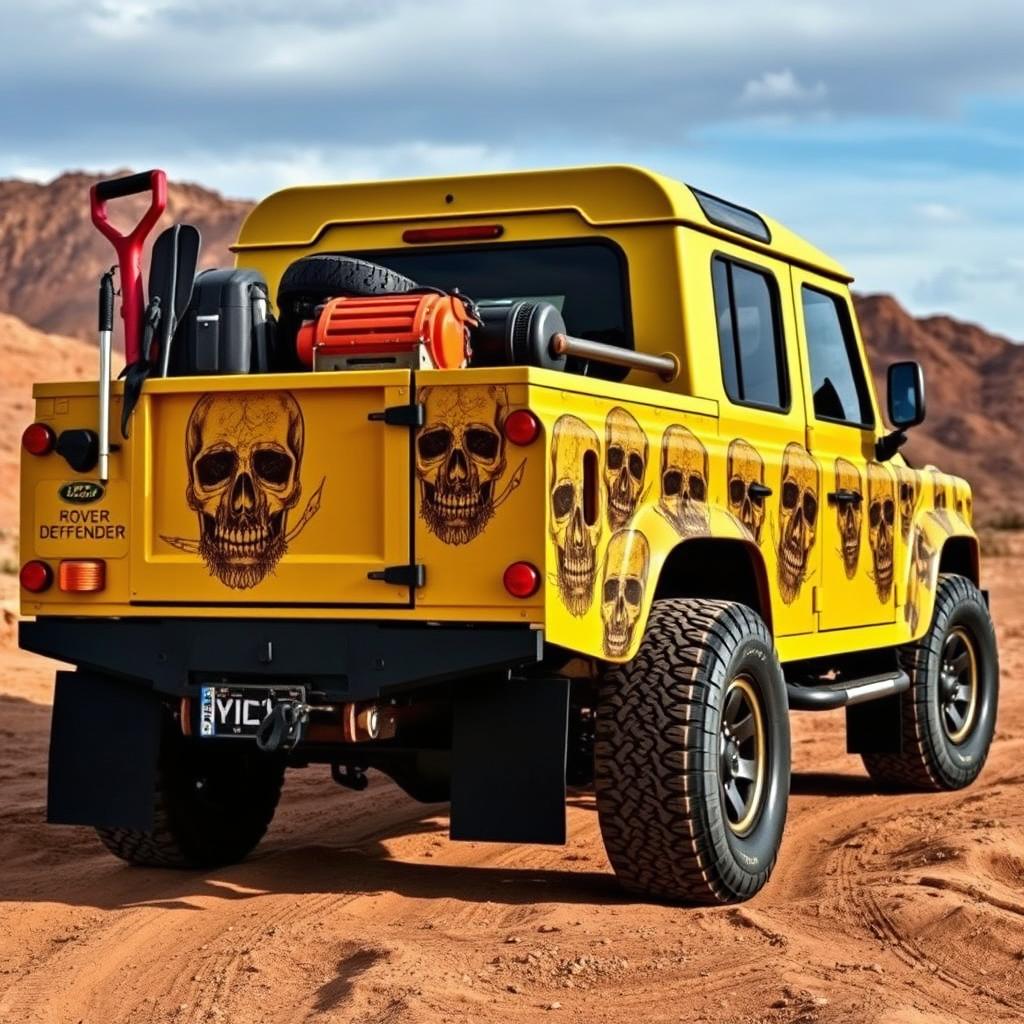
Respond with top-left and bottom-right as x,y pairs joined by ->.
129,372 -> 415,607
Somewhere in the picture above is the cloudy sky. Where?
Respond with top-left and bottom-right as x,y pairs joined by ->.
3,0 -> 1024,339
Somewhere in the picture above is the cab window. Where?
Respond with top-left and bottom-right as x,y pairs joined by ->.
711,256 -> 789,411
802,286 -> 874,427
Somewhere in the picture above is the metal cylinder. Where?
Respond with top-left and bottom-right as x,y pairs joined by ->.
550,334 -> 678,381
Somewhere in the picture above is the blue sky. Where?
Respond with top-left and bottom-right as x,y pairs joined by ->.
2,0 -> 1024,339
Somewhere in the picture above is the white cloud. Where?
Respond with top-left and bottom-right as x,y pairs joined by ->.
740,69 -> 828,105
915,202 -> 965,224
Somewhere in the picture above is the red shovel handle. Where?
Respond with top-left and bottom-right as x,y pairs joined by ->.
90,170 -> 168,364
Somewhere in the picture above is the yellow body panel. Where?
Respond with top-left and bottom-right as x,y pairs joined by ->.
20,165 -> 979,670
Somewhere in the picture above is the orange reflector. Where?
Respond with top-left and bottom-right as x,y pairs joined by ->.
402,224 -> 503,244
58,559 -> 106,593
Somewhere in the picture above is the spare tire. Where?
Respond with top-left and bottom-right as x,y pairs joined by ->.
277,254 -> 418,312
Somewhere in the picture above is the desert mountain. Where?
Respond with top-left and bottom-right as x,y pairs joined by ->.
0,171 -> 249,342
0,172 -> 1017,520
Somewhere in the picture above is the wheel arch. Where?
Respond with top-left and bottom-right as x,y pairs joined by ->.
938,534 -> 980,585
653,536 -> 774,635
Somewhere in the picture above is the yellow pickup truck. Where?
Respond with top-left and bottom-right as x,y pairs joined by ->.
19,165 -> 998,904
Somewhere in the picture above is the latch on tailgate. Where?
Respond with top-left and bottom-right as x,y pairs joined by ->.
367,403 -> 425,427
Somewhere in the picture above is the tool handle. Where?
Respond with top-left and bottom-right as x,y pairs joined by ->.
89,169 -> 168,365
98,270 -> 115,332
94,171 -> 160,202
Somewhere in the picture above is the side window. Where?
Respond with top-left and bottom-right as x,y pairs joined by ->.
802,287 -> 874,427
711,256 -> 789,411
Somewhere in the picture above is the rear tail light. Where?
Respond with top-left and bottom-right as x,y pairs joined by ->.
503,561 -> 541,599
22,422 -> 56,456
503,409 -> 541,446
20,560 -> 53,593
58,559 -> 106,593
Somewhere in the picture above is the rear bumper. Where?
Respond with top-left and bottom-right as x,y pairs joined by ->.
19,617 -> 544,700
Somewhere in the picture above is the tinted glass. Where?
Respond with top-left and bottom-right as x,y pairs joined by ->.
802,287 -> 874,427
356,241 -> 630,381
711,257 -> 788,411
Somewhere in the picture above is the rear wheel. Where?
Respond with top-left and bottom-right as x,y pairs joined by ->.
595,598 -> 790,904
97,717 -> 286,868
862,573 -> 998,790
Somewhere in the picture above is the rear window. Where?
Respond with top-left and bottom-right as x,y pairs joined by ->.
355,240 -> 631,381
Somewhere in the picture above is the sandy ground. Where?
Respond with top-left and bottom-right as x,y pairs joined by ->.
0,541 -> 1022,1024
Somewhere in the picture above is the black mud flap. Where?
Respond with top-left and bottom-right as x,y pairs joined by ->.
450,676 -> 569,845
846,693 -> 904,755
48,670 -> 162,830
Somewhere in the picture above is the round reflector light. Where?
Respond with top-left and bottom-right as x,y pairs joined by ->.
503,561 -> 541,599
20,560 -> 53,593
503,409 -> 541,447
22,422 -> 56,456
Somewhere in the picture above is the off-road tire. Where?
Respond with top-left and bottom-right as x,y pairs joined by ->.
595,598 -> 790,905
862,573 -> 998,791
97,718 -> 286,868
277,254 -> 418,311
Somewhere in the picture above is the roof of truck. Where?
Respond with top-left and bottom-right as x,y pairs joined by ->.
235,165 -> 852,283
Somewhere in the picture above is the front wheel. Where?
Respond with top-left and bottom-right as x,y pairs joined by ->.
595,598 -> 791,905
862,573 -> 998,790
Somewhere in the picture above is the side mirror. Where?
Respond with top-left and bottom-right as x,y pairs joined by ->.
887,360 -> 926,429
877,360 -> 926,461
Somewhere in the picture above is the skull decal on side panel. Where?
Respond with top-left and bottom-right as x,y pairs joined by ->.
834,457 -> 863,579
551,415 -> 602,616
604,407 -> 647,529
416,386 -> 510,545
954,480 -> 973,524
932,470 -> 953,534
658,425 -> 710,537
867,462 -> 896,602
897,466 -> 919,543
601,529 -> 650,658
777,443 -> 819,605
161,392 -> 324,589
727,439 -> 766,544
904,526 -> 936,635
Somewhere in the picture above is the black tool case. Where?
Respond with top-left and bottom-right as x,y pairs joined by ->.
170,268 -> 275,375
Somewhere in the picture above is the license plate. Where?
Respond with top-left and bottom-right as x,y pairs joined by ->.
198,685 -> 306,739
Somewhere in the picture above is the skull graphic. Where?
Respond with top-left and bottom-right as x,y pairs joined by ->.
867,462 -> 896,602
897,465 -> 919,543
551,414 -> 602,616
834,457 -> 863,580
659,425 -> 710,536
931,470 -> 953,533
604,407 -> 647,529
601,529 -> 650,658
416,386 -> 508,545
904,525 -> 936,634
727,439 -> 766,544
777,443 -> 819,604
954,480 -> 973,524
184,392 -> 306,589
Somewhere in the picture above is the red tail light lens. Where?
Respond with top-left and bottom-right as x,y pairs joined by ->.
503,561 -> 541,599
59,559 -> 107,593
22,422 -> 56,456
402,224 -> 504,244
504,409 -> 541,446
20,560 -> 53,593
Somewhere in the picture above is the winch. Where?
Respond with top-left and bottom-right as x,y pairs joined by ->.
296,292 -> 476,371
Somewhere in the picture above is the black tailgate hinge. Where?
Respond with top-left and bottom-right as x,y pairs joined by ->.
367,563 -> 426,588
368,403 -> 425,427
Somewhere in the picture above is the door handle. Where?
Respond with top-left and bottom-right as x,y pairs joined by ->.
748,482 -> 773,499
828,489 -> 862,506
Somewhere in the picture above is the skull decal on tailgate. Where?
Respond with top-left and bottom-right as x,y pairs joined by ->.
416,385 -> 522,546
162,392 -> 324,589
